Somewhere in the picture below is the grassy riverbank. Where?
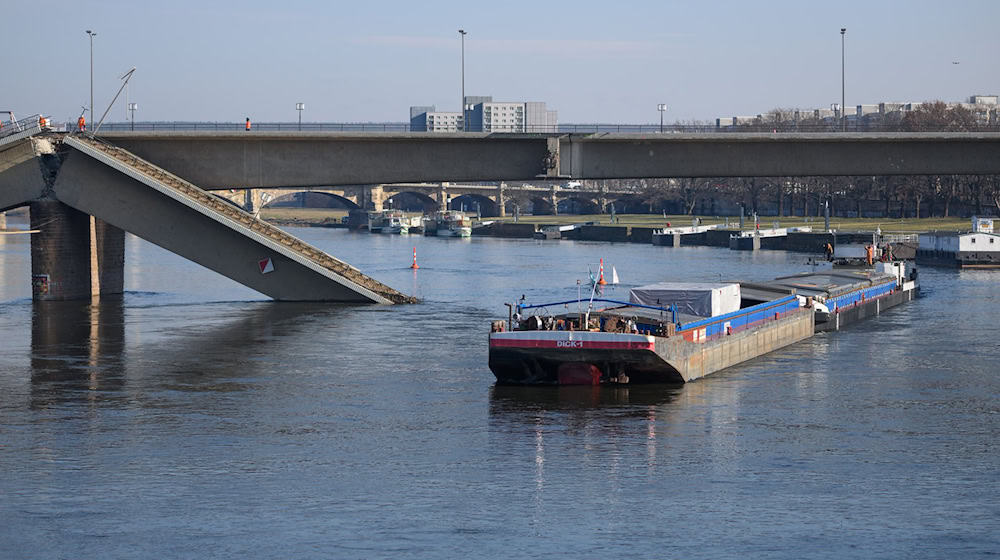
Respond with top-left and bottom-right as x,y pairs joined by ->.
260,207 -> 975,233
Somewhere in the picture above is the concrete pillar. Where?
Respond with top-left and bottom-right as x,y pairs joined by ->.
29,200 -> 124,301
369,185 -> 385,211
497,183 -> 507,217
550,186 -> 559,216
438,186 -> 448,212
599,197 -> 608,213
0,211 -> 6,229
235,189 -> 251,212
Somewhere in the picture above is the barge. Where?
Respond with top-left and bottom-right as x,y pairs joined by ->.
488,262 -> 919,385
489,282 -> 813,385
741,262 -> 919,332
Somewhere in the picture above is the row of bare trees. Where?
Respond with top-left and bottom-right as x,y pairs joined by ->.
592,174 -> 1000,219
735,100 -> 997,133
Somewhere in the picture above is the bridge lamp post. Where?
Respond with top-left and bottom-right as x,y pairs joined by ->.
296,102 -> 305,131
840,27 -> 846,132
86,30 -> 97,126
128,102 -> 137,131
657,103 -> 667,133
458,29 -> 467,132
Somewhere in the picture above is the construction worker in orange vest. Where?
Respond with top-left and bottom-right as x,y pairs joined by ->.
78,116 -> 86,132
245,117 -> 251,131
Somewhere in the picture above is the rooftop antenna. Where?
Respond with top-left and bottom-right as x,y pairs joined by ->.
93,67 -> 135,136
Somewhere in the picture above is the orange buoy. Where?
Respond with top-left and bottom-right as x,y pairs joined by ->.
597,258 -> 607,285
410,247 -> 419,269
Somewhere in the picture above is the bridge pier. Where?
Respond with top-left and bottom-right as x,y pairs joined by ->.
437,184 -> 448,212
29,200 -> 124,300
549,186 -> 559,216
497,183 -> 507,217
369,184 -> 385,211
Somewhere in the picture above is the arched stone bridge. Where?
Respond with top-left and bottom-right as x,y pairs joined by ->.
216,182 -> 639,217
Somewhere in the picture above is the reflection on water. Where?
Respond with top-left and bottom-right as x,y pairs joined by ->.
28,299 -> 353,408
30,299 -> 125,408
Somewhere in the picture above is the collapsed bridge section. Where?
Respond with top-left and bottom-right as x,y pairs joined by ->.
54,135 -> 413,303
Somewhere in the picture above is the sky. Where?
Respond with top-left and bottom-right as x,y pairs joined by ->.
5,0 -> 999,125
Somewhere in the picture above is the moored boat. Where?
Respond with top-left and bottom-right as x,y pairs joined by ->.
368,210 -> 409,234
424,211 -> 472,237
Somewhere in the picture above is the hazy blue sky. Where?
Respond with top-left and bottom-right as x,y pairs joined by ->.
6,0 -> 999,124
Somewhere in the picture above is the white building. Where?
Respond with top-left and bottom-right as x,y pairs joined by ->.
411,96 -> 557,133
917,219 -> 1000,268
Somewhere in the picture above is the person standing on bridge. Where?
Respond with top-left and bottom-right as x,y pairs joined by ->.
245,117 -> 251,131
77,115 -> 86,132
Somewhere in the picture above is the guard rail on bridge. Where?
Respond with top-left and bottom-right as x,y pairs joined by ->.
0,114 -> 42,147
92,122 -> 1000,134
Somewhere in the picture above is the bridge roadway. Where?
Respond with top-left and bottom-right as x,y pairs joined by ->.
95,131 -> 1000,190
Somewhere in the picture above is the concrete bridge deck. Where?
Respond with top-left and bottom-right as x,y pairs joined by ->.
92,130 -> 1000,189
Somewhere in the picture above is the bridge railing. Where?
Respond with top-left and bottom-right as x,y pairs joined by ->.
0,114 -> 41,139
91,121 -> 1000,134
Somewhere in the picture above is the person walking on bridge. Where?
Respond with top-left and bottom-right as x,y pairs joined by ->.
245,117 -> 251,131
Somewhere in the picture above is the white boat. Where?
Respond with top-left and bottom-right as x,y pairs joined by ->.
368,210 -> 409,234
432,211 -> 472,237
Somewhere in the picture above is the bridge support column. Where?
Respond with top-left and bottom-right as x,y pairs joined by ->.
367,185 -> 387,211
437,185 -> 449,212
29,200 -> 124,301
599,197 -> 609,213
550,187 -> 559,216
497,183 -> 507,217
0,211 -> 6,229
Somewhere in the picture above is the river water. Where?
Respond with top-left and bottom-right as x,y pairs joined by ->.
1,217 -> 998,559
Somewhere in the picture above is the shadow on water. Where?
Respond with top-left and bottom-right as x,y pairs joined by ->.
28,298 -> 353,408
488,383 -> 685,416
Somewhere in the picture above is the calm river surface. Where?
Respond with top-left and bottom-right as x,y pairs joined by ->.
1,217 -> 998,559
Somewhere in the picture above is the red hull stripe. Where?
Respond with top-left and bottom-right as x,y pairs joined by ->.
490,338 -> 655,350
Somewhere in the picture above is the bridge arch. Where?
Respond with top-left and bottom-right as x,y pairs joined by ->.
558,196 -> 600,215
382,190 -> 438,212
524,197 -> 553,215
449,193 -> 497,217
265,190 -> 361,210
607,194 -> 646,214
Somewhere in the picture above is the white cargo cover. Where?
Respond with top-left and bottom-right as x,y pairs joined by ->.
628,282 -> 741,317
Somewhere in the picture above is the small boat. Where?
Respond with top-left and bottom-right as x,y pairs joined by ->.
368,210 -> 409,234
424,211 -> 472,237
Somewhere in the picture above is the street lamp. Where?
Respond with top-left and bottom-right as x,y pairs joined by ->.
86,30 -> 97,126
840,27 -> 846,132
657,103 -> 667,133
458,29 -> 467,132
296,102 -> 305,131
128,102 -> 137,131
